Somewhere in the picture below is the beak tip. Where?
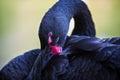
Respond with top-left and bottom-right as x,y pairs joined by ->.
50,46 -> 62,55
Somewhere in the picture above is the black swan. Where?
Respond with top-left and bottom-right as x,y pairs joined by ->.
26,0 -> 120,80
25,0 -> 96,79
0,0 -> 120,80
0,0 -> 95,79
1,37 -> 120,80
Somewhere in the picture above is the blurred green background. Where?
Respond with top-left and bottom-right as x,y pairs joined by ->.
0,0 -> 120,69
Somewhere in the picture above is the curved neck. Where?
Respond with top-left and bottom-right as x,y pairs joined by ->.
59,1 -> 96,37
39,0 -> 96,50
72,3 -> 96,37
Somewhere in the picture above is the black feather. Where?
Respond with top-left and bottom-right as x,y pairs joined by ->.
1,0 -> 120,80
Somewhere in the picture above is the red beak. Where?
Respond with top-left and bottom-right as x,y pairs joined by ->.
50,45 -> 62,55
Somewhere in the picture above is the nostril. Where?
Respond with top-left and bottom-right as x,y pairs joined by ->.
55,37 -> 60,44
